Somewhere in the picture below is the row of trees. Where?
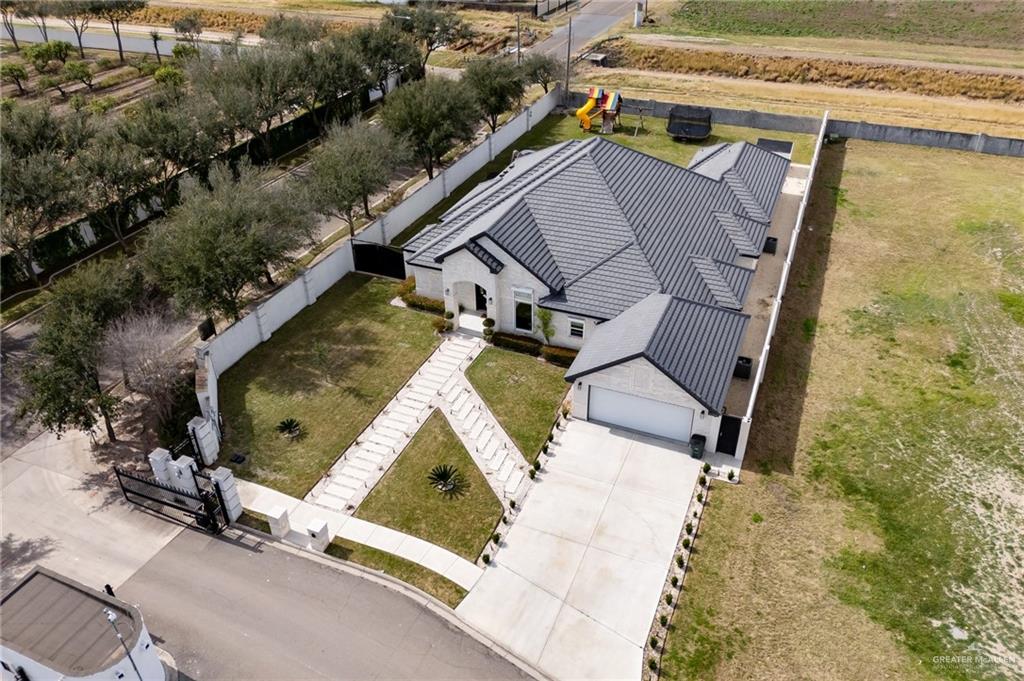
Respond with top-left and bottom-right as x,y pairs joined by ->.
1,0 -> 147,62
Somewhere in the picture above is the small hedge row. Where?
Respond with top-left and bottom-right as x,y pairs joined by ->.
398,276 -> 446,315
541,345 -> 578,367
492,332 -> 542,356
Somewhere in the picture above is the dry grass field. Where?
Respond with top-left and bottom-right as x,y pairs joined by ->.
660,141 -> 1024,681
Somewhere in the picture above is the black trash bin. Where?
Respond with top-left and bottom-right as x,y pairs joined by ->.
689,434 -> 706,460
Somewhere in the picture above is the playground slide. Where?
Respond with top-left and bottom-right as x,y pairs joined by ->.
576,93 -> 599,131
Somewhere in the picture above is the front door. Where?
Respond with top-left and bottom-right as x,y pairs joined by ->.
474,285 -> 487,312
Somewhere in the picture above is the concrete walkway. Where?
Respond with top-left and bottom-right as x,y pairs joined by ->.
457,420 -> 701,681
306,335 -> 484,513
239,479 -> 484,591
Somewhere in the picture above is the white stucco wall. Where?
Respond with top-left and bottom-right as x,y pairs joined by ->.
408,264 -> 444,300
1,621 -> 164,681
570,357 -> 722,453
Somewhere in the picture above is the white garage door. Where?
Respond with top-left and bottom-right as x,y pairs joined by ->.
588,387 -> 694,442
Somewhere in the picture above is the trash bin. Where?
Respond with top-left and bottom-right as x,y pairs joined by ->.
689,434 -> 706,460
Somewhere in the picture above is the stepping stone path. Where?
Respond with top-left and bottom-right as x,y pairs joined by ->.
305,333 -> 532,514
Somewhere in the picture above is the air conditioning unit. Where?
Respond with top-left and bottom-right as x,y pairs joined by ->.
734,356 -> 752,379
763,237 -> 778,255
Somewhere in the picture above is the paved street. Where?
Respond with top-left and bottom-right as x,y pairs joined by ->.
531,0 -> 638,57
119,528 -> 534,681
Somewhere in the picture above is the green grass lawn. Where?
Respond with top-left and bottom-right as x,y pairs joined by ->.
466,347 -> 568,464
356,410 -> 503,562
390,113 -> 815,246
220,274 -> 440,498
659,141 -> 1024,680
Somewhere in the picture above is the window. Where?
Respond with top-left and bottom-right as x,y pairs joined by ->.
513,288 -> 533,332
569,318 -> 585,339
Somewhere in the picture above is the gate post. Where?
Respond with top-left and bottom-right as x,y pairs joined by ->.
188,416 -> 220,466
211,467 -> 243,523
167,456 -> 200,495
148,448 -> 173,486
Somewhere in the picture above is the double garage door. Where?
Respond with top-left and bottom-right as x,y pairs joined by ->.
588,387 -> 694,442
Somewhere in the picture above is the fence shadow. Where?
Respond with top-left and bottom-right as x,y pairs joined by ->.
743,141 -> 848,476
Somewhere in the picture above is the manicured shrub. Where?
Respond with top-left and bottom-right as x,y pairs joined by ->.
397,276 -> 416,297
702,462 -> 711,474
482,317 -> 495,328
727,469 -> 735,481
532,460 -> 541,471
682,538 -> 691,550
650,636 -> 659,649
444,310 -> 454,319
492,532 -> 501,544
664,593 -> 673,605
685,522 -> 693,535
670,575 -> 678,587
659,614 -> 668,627
492,332 -> 542,356
444,320 -> 454,332
676,555 -> 684,568
696,492 -> 704,503
431,316 -> 447,333
528,468 -> 536,479
541,344 -> 578,367
509,499 -> 516,510
699,474 -> 707,487
482,553 -> 491,564
502,514 -> 509,524
547,433 -> 554,443
404,293 -> 446,315
561,405 -> 570,418
542,443 -> 549,454
648,658 -> 657,672
276,418 -> 301,439
483,327 -> 494,341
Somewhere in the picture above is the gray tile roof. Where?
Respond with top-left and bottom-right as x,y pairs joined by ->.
565,293 -> 750,414
404,136 -> 789,321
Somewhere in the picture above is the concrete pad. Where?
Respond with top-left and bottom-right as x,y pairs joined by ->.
564,546 -> 668,647
538,605 -> 642,681
418,546 -> 459,578
394,535 -> 433,565
547,428 -> 628,484
237,479 -> 301,515
364,524 -> 407,554
616,438 -> 700,502
497,524 -> 588,599
457,565 -> 563,662
337,516 -> 377,544
591,485 -> 688,564
514,469 -> 611,545
1,456 -> 33,488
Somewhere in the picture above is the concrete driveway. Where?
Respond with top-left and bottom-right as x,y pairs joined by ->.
1,430 -> 182,591
457,420 -> 700,680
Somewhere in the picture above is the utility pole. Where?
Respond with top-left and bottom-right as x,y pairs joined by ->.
516,14 -> 521,64
564,17 -> 572,100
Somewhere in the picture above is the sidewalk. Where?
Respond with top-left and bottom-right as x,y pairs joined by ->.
237,478 -> 484,591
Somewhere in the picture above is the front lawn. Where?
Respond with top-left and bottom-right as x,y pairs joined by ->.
220,274 -> 439,498
466,347 -> 568,463
356,410 -> 503,562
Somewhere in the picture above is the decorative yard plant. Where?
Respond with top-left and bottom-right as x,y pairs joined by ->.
276,418 -> 302,440
427,463 -> 466,498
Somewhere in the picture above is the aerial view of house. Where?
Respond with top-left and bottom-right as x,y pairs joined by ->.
1,1 -> 1021,680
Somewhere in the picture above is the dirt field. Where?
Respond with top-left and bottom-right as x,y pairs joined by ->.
573,66 -> 1024,138
661,142 -> 1024,680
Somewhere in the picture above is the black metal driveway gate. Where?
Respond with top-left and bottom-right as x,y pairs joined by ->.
352,240 -> 407,280
114,466 -> 228,534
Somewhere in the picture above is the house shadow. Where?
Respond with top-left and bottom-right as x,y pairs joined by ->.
743,141 -> 848,477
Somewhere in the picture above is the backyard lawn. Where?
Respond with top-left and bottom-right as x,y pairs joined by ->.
220,274 -> 439,498
659,141 -> 1024,680
390,113 -> 815,245
466,347 -> 568,463
356,410 -> 503,562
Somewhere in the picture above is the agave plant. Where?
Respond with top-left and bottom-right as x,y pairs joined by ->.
427,464 -> 466,498
276,418 -> 302,440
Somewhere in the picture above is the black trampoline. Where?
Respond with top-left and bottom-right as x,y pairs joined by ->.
666,105 -> 712,141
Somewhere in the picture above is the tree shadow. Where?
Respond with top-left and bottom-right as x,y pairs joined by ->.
745,141 -> 848,476
1,533 -> 59,591
78,401 -> 160,510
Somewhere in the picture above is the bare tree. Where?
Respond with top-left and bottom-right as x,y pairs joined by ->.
104,308 -> 185,425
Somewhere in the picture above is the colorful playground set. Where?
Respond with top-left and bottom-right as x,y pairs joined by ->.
575,87 -> 622,133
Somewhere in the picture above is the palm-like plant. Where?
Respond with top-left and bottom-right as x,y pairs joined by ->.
276,418 -> 302,440
427,464 -> 466,498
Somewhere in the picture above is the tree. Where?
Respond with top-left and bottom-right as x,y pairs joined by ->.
287,31 -> 367,130
187,45 -> 296,158
22,41 -> 55,74
104,307 -> 184,423
306,120 -> 409,236
54,0 -> 96,58
63,60 -> 93,89
90,0 -> 147,63
521,52 -> 560,93
1,0 -> 20,49
0,62 -> 28,95
381,76 -> 478,179
351,23 -> 420,96
15,0 -> 51,41
119,86 -> 223,206
259,12 -> 326,47
143,162 -> 316,320
171,10 -> 202,47
75,127 -> 153,247
385,1 -> 472,70
464,57 -> 525,132
0,104 -> 93,285
149,28 -> 161,62
19,257 -> 142,441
